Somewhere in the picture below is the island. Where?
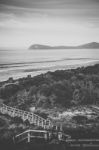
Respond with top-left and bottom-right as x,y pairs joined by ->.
29,42 -> 99,50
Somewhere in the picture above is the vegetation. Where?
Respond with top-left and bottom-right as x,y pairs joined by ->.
1,64 -> 99,141
1,64 -> 99,109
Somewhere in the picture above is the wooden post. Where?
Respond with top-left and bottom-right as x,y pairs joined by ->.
31,115 -> 34,124
11,111 -> 15,117
44,133 -> 47,141
27,131 -> 30,143
58,132 -> 62,141
44,120 -> 46,129
55,125 -> 58,131
41,120 -> 44,128
60,124 -> 63,131
37,117 -> 39,126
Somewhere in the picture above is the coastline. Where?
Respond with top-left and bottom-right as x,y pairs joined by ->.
0,59 -> 99,82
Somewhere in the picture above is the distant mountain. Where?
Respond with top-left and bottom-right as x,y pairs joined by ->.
29,42 -> 99,50
77,42 -> 99,49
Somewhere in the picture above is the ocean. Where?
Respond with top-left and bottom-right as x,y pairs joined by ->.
0,49 -> 99,81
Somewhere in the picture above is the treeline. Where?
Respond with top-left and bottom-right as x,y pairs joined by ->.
0,64 -> 99,110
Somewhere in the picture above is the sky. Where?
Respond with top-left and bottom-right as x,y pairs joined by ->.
0,0 -> 99,49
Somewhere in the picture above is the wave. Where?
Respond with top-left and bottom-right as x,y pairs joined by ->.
0,58 -> 97,69
0,58 -> 99,81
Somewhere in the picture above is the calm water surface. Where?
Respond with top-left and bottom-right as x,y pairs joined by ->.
0,49 -> 99,81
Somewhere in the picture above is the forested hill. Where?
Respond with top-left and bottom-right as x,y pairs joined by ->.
0,64 -> 99,110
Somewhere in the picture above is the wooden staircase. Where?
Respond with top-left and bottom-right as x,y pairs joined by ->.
0,103 -> 53,129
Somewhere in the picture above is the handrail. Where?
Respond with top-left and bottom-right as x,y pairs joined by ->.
15,129 -> 48,138
0,103 -> 53,129
14,129 -> 71,143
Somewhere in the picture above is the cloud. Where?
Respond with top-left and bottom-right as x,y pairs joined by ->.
0,0 -> 99,29
0,0 -> 99,9
0,0 -> 99,48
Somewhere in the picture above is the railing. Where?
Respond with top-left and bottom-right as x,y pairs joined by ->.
0,103 -> 53,129
66,139 -> 99,147
0,103 -> 71,144
14,129 -> 99,147
14,129 -> 71,143
15,130 -> 49,143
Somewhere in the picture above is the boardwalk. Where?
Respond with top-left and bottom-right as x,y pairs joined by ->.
14,129 -> 99,148
1,103 -> 99,148
67,139 -> 99,148
0,103 -> 53,129
14,129 -> 71,143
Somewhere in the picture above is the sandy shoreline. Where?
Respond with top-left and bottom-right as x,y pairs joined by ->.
0,60 -> 99,82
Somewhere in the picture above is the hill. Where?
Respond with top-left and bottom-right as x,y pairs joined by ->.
29,42 -> 99,50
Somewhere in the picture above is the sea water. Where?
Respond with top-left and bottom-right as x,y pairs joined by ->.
0,48 -> 99,81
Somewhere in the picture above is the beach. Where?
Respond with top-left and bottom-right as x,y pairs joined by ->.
0,49 -> 99,81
